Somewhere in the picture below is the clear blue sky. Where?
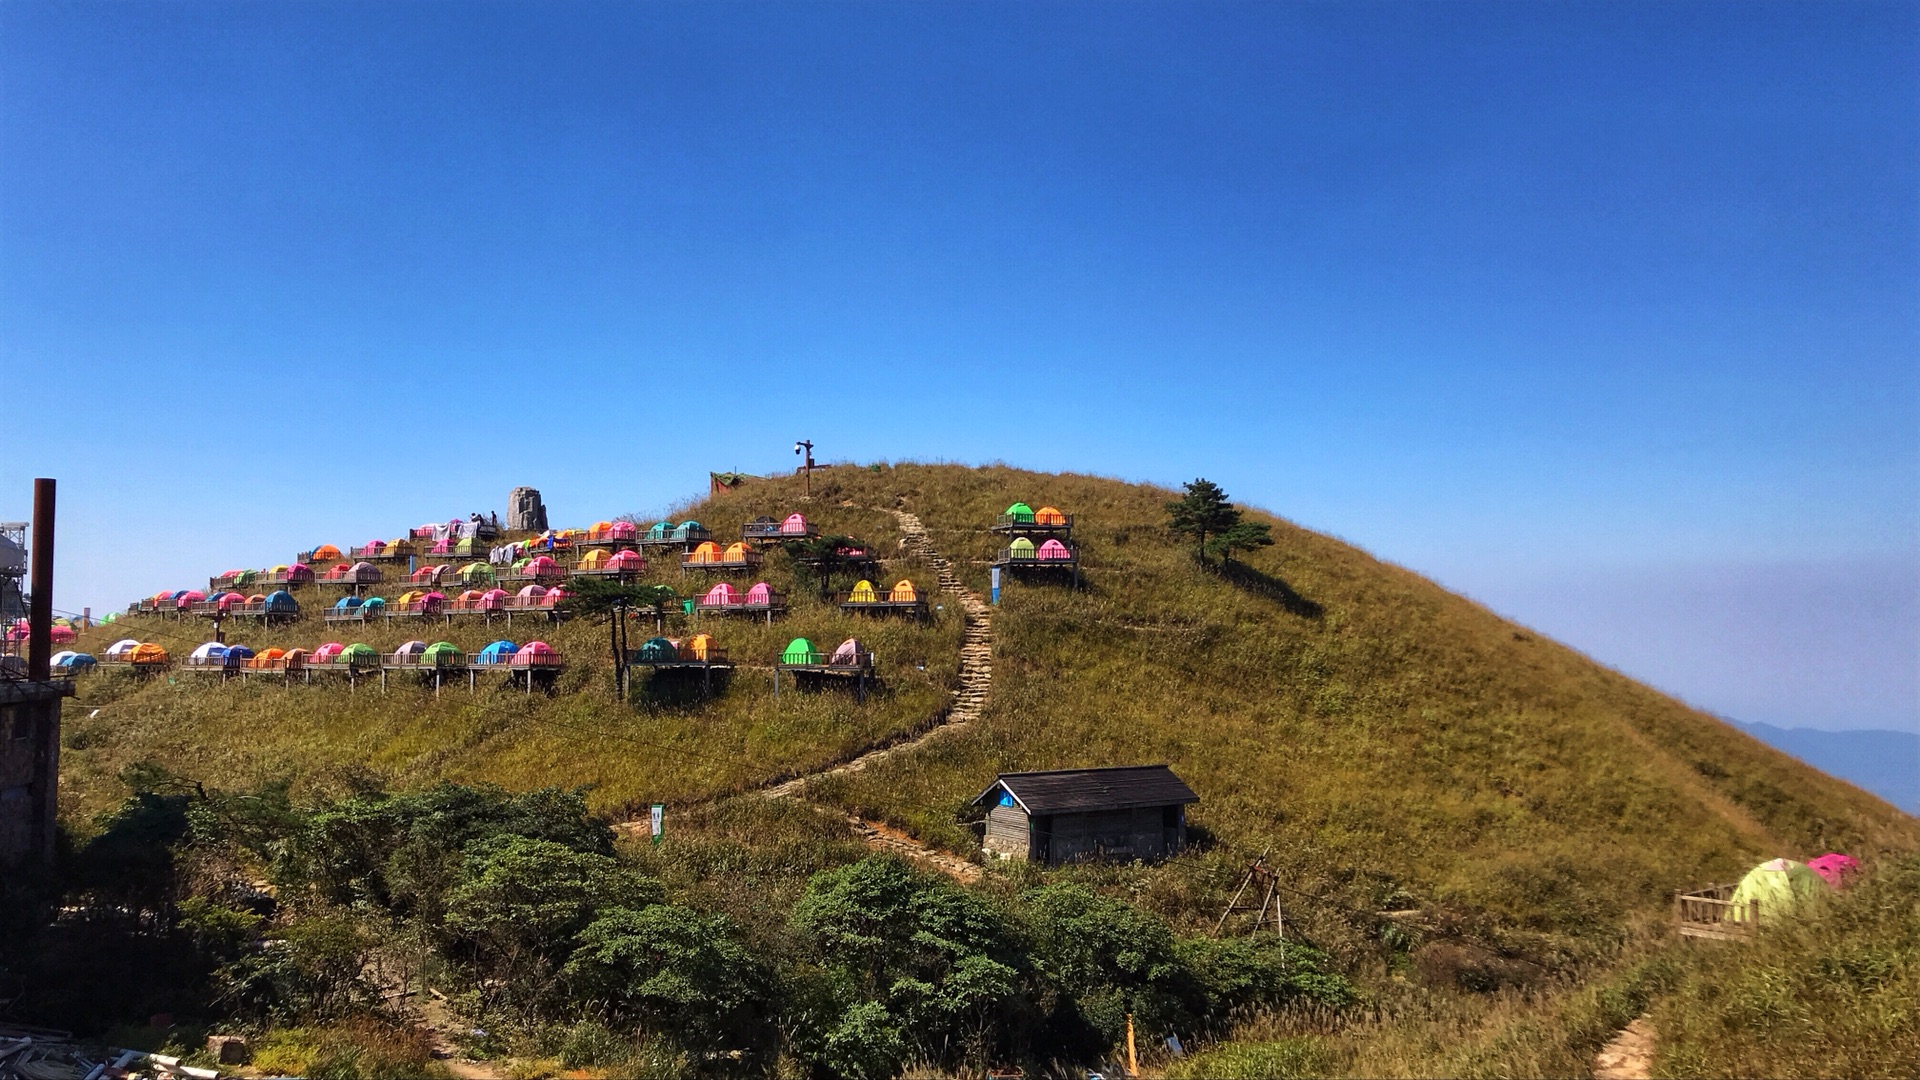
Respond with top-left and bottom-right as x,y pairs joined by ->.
3,1 -> 1915,733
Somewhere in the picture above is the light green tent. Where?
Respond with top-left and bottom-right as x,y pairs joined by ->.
422,641 -> 466,667
1009,537 -> 1036,558
455,537 -> 482,557
1004,502 -> 1035,523
459,562 -> 495,584
340,643 -> 379,669
782,637 -> 815,664
1727,858 -> 1829,924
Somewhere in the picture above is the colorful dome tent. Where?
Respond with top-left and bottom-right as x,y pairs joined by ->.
541,586 -> 570,607
781,637 -> 816,664
188,642 -> 228,666
222,645 -> 255,666
359,596 -> 385,614
1037,539 -> 1072,560
524,556 -> 563,580
310,544 -> 342,562
127,643 -> 170,666
1003,502 -> 1035,523
606,550 -> 644,572
1008,537 -> 1036,559
454,590 -> 485,608
333,596 -> 363,612
1807,853 -> 1861,890
722,542 -> 753,562
285,563 -> 314,584
687,542 -> 723,565
511,640 -> 559,667
105,639 -> 142,660
336,642 -> 376,666
247,648 -> 287,670
888,580 -> 919,602
52,651 -> 96,673
587,521 -> 616,540
49,625 -> 77,644
391,640 -> 429,662
848,580 -> 879,603
458,562 -> 495,585
780,512 -> 813,535
687,633 -> 720,660
607,521 -> 637,540
427,537 -> 456,556
829,637 -> 867,666
454,537 -> 485,558
216,591 -> 245,612
264,590 -> 299,614
477,640 -> 518,665
313,642 -> 345,662
514,584 -> 548,605
647,521 -> 674,540
578,549 -> 612,570
702,582 -> 739,606
745,582 -> 778,606
637,637 -> 680,662
282,648 -> 311,669
175,590 -> 207,610
1033,506 -> 1067,526
478,588 -> 508,611
1727,858 -> 1830,924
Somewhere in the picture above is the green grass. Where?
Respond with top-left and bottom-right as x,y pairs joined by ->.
63,462 -> 1916,963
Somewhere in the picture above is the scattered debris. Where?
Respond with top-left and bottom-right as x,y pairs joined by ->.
0,1027 -> 219,1080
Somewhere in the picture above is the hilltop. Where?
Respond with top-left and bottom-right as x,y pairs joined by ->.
59,462 -> 1917,964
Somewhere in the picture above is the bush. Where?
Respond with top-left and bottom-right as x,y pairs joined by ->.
563,904 -> 770,1057
1168,1036 -> 1332,1079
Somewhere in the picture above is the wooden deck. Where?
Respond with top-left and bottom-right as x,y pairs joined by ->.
838,597 -> 930,621
1675,884 -> 1758,941
990,513 -> 1074,538
775,650 -> 880,702
991,547 -> 1082,587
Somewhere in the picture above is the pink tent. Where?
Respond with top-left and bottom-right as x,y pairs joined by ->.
609,521 -> 637,539
511,640 -> 558,666
217,592 -> 244,611
287,564 -> 314,582
780,513 -> 811,534
50,625 -> 77,643
829,637 -> 865,665
607,550 -> 644,571
479,588 -> 508,611
516,584 -> 547,600
1807,853 -> 1860,889
176,590 -> 207,609
703,582 -> 739,605
542,586 -> 570,607
526,556 -> 560,577
313,642 -> 345,661
746,582 -> 775,605
1037,539 -> 1071,560
428,538 -> 455,555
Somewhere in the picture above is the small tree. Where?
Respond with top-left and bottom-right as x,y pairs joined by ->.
559,578 -> 679,700
1166,479 -> 1242,563
1208,520 -> 1274,570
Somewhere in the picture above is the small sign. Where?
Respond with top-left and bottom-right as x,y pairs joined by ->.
650,803 -> 664,845
990,566 -> 1001,605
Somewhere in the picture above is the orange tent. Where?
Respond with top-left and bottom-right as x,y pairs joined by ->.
127,643 -> 170,665
688,634 -> 717,660
311,544 -> 342,561
1034,506 -> 1067,526
888,580 -> 918,602
579,549 -> 612,570
723,542 -> 751,561
688,542 -> 722,564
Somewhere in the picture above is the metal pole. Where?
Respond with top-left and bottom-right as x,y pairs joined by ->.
27,478 -> 54,682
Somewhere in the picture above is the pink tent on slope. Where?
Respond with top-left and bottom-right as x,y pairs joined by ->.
1037,539 -> 1072,560
1806,853 -> 1860,889
703,582 -> 739,605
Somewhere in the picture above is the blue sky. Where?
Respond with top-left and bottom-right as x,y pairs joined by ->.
3,1 -> 1915,733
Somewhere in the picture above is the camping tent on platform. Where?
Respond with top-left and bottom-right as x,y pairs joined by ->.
746,582 -> 777,606
512,641 -> 558,667
703,583 -> 738,606
459,563 -> 494,585
334,596 -> 362,612
1727,858 -> 1830,924
264,591 -> 299,614
723,542 -> 752,561
1003,502 -> 1035,523
223,645 -> 255,666
687,634 -> 719,660
780,513 -> 811,535
1008,537 -> 1036,559
829,638 -> 865,665
848,580 -> 878,603
647,521 -> 673,540
392,640 -> 429,661
52,651 -> 96,672
360,597 -> 386,614
607,550 -> 644,572
888,580 -> 919,602
587,522 -> 615,539
311,544 -> 342,562
477,640 -> 517,665
1034,506 -> 1067,526
176,590 -> 207,609
106,639 -> 141,660
49,625 -> 77,643
313,643 -> 345,662
1807,853 -> 1861,889
638,637 -> 680,662
781,638 -> 815,664
128,643 -> 170,666
1037,539 -> 1072,560
189,642 -> 228,665
688,542 -> 723,565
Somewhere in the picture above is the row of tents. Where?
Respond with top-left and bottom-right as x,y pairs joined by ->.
999,503 -> 1071,527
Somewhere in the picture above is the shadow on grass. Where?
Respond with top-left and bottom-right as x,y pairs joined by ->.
1214,559 -> 1324,619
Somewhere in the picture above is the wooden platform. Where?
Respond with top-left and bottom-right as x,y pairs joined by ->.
775,651 -> 879,702
1674,884 -> 1758,941
990,513 -> 1074,538
838,598 -> 929,621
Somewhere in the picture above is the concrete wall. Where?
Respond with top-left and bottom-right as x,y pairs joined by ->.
0,694 -> 61,868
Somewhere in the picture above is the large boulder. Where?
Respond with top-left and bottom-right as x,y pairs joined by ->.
508,486 -> 547,532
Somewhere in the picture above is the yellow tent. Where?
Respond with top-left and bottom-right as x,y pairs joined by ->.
849,580 -> 878,603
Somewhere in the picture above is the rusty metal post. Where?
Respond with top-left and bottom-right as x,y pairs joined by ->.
27,479 -> 54,682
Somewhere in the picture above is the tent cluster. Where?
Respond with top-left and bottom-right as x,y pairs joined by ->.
645,520 -> 709,542
779,636 -> 869,666
698,582 -> 783,607
175,637 -> 561,672
1727,853 -> 1860,923
1004,537 -> 1073,561
576,549 -> 646,572
685,541 -> 760,566
1001,502 -> 1069,526
5,619 -> 77,644
845,579 -> 919,604
102,639 -> 171,666
192,589 -> 300,614
634,634 -> 726,662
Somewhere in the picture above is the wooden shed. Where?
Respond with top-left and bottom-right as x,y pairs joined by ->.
973,764 -> 1198,865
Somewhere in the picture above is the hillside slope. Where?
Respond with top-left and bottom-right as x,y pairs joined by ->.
60,463 -> 1916,960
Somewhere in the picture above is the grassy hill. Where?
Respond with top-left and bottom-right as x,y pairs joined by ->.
60,462 -> 1917,970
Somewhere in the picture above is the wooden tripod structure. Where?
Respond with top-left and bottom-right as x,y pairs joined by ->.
1214,848 -> 1285,938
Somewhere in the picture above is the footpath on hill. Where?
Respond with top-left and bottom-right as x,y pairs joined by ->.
762,507 -> 991,883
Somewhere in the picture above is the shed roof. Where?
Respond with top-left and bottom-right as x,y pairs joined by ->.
973,764 -> 1198,814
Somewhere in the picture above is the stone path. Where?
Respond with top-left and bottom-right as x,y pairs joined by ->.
764,508 -> 993,882
1593,1016 -> 1656,1080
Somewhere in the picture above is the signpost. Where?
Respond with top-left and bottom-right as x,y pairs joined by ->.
650,803 -> 664,846
990,566 -> 1000,605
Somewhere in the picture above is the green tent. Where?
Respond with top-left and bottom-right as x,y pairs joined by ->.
638,637 -> 679,662
422,641 -> 466,667
340,643 -> 379,668
1727,858 -> 1830,924
460,562 -> 495,584
455,537 -> 482,557
1004,502 -> 1035,522
781,637 -> 816,664
1009,537 -> 1036,558
233,569 -> 257,586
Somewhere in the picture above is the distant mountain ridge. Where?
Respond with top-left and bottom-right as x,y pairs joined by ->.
1735,720 -> 1919,814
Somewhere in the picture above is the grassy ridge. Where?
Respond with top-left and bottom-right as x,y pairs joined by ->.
61,462 -> 1915,961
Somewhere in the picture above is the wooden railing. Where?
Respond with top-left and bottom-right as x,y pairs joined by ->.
1675,884 -> 1758,940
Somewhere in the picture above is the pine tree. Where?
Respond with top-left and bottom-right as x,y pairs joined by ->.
1165,478 -> 1241,562
1209,520 -> 1274,569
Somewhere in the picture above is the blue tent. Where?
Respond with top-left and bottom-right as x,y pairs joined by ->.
647,521 -> 673,539
477,640 -> 517,665
223,645 -> 255,667
637,637 -> 679,661
264,590 -> 299,614
333,596 -> 362,611
360,596 -> 386,612
52,651 -> 96,672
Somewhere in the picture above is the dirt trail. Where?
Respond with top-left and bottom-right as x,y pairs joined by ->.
763,508 -> 994,881
1592,1016 -> 1656,1080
